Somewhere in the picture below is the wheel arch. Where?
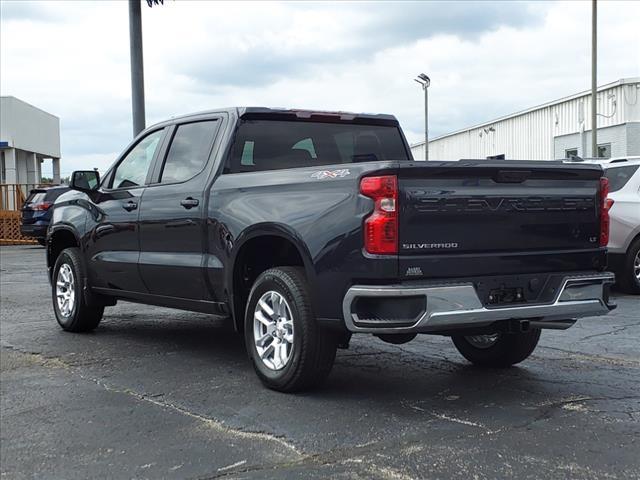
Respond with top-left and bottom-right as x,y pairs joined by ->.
621,226 -> 640,252
47,226 -> 81,279
228,223 -> 316,332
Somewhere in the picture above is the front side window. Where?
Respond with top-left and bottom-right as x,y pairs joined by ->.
291,138 -> 317,159
225,120 -> 409,173
111,129 -> 164,189
160,121 -> 218,183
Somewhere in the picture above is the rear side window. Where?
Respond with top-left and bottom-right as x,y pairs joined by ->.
160,120 -> 219,183
225,120 -> 409,173
605,165 -> 639,193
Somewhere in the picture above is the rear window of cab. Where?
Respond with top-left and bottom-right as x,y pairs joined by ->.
225,120 -> 410,173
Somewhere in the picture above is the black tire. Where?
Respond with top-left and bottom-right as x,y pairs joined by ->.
618,238 -> 640,295
452,329 -> 541,367
37,238 -> 46,247
244,267 -> 338,392
52,247 -> 104,332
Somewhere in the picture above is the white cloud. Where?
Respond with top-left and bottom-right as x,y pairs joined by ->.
1,0 -> 638,174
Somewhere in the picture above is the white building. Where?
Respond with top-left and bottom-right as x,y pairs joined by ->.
1,96 -> 61,203
411,77 -> 640,161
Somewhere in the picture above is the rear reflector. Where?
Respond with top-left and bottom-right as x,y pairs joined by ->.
599,177 -> 611,247
360,175 -> 398,255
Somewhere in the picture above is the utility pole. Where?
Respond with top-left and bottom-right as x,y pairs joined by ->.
128,0 -> 146,136
414,74 -> 431,160
591,0 -> 597,157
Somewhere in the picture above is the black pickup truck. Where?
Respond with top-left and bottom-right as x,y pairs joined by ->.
47,107 -> 615,392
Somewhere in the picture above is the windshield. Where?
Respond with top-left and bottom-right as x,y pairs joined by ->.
226,120 -> 410,173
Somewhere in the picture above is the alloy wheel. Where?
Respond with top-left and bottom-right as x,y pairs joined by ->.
253,291 -> 295,370
56,263 -> 75,317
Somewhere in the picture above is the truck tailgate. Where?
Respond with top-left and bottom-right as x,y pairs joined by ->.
397,160 -> 605,278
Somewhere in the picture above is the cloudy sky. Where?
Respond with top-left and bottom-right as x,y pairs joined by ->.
1,0 -> 639,176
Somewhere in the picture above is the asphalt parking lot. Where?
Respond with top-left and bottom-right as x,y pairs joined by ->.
1,245 -> 639,479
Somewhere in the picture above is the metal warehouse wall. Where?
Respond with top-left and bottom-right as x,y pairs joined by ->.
0,96 -> 61,158
411,78 -> 640,161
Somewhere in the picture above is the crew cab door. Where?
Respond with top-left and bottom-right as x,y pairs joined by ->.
86,127 -> 167,292
138,119 -> 220,300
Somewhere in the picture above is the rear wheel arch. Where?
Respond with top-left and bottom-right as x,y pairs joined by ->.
620,227 -> 640,253
229,229 -> 315,332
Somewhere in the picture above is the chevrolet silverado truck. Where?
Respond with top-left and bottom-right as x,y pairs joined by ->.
47,107 -> 615,392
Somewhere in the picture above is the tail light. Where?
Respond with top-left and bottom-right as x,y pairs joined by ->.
31,202 -> 53,211
599,177 -> 611,247
360,175 -> 398,254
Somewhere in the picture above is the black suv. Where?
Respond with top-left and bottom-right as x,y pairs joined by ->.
21,186 -> 69,245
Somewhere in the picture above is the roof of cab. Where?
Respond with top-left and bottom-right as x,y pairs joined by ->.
161,107 -> 399,125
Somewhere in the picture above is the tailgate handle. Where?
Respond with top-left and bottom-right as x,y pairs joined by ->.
494,170 -> 531,183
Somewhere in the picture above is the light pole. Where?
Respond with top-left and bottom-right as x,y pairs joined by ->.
591,0 -> 598,157
128,0 -> 146,136
414,73 -> 430,160
127,0 -> 163,137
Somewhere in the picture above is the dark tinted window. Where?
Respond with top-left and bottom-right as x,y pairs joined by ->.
225,120 -> 409,173
605,165 -> 639,192
111,129 -> 164,189
44,188 -> 70,201
160,121 -> 218,183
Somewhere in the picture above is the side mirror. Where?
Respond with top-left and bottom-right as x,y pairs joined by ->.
70,170 -> 100,192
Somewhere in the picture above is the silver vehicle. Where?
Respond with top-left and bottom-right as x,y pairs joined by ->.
603,157 -> 640,294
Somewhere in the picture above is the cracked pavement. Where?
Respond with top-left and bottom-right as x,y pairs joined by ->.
1,245 -> 639,479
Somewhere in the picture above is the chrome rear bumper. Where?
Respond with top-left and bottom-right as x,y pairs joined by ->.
342,273 -> 616,334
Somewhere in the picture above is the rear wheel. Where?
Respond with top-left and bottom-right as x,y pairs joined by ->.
52,247 -> 104,332
618,238 -> 640,294
37,238 -> 46,247
452,329 -> 541,367
244,267 -> 338,392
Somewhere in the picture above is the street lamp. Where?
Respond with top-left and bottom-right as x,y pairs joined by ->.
414,73 -> 430,160
128,0 -> 164,137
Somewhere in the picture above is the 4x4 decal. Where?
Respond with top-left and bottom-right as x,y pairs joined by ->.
311,169 -> 351,180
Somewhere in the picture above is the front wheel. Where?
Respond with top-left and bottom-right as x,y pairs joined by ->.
244,267 -> 338,392
52,247 -> 104,332
451,329 -> 541,367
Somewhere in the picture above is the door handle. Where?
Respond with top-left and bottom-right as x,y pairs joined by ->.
180,197 -> 199,209
122,201 -> 138,211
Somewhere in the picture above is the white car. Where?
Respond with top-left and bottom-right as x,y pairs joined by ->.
603,158 -> 640,294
